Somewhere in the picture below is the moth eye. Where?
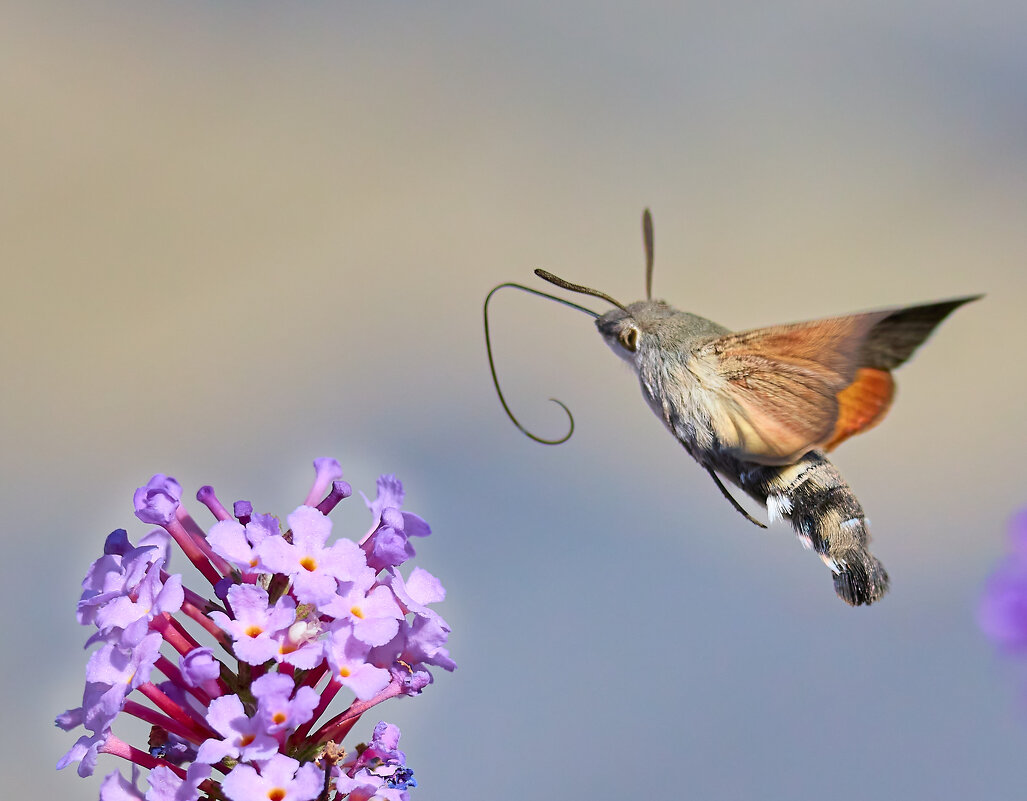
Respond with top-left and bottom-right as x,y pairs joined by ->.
618,327 -> 640,352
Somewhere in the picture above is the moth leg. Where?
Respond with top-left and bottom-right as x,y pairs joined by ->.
705,468 -> 768,529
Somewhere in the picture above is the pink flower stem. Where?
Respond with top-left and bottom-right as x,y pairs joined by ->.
179,597 -> 231,644
150,616 -> 193,656
248,662 -> 267,683
123,699 -> 205,745
310,678 -> 405,745
299,663 -> 330,691
163,517 -> 222,587
290,675 -> 343,745
101,733 -> 187,778
174,579 -> 216,615
155,654 -> 214,707
151,612 -> 200,657
358,522 -> 380,547
195,486 -> 232,521
138,682 -> 217,741
177,508 -> 235,576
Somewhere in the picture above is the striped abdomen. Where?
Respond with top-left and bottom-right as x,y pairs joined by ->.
730,451 -> 889,606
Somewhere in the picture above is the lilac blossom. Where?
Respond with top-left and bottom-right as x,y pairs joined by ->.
209,584 -> 297,665
99,766 -> 144,801
178,648 -> 219,688
258,505 -> 373,606
275,619 -> 328,669
207,514 -> 279,573
221,753 -> 323,801
133,475 -> 182,526
146,763 -> 212,801
58,460 -> 454,800
195,694 -> 279,764
324,624 -> 393,701
385,567 -> 446,621
360,476 -> 432,571
252,672 -> 320,736
337,722 -> 417,800
322,582 -> 403,647
980,509 -> 1027,650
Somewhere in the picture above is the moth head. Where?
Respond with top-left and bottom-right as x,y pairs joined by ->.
597,306 -> 643,362
535,209 -> 663,368
596,301 -> 676,364
483,209 -> 662,444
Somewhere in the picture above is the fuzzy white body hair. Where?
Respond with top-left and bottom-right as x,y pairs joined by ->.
598,301 -> 733,460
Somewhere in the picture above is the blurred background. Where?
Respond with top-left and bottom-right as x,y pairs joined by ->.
4,1 -> 1026,799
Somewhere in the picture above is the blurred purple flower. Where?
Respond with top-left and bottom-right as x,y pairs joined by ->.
57,460 -> 454,800
980,510 -> 1027,649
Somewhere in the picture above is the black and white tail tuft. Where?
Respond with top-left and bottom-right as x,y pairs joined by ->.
738,452 -> 890,606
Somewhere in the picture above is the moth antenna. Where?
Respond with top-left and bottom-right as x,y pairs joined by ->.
705,468 -> 768,529
534,269 -> 630,313
643,208 -> 654,301
483,282 -> 599,445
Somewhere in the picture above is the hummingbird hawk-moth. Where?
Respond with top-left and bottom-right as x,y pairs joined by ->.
485,210 -> 979,606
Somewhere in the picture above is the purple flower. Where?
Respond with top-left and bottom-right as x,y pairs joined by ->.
363,475 -> 406,522
209,584 -> 297,665
58,460 -> 453,800
196,694 -> 279,764
386,566 -> 447,621
252,672 -> 320,735
322,582 -> 403,647
57,728 -> 110,778
207,514 -> 279,574
78,537 -> 177,636
324,623 -> 393,700
353,721 -> 406,771
275,619 -> 326,669
361,476 -> 431,571
221,753 -> 322,801
146,763 -> 211,801
179,648 -> 220,688
258,505 -> 373,606
339,770 -> 409,801
981,566 -> 1027,648
342,723 -> 417,800
369,611 -> 457,687
99,767 -> 144,801
980,511 -> 1027,650
80,632 -> 163,730
305,457 -> 344,506
91,559 -> 184,640
133,475 -> 183,526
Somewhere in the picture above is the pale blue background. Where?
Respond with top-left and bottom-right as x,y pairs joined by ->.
4,2 -> 1026,799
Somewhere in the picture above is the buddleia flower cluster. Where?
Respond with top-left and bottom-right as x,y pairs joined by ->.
56,458 -> 455,801
979,509 -> 1027,654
